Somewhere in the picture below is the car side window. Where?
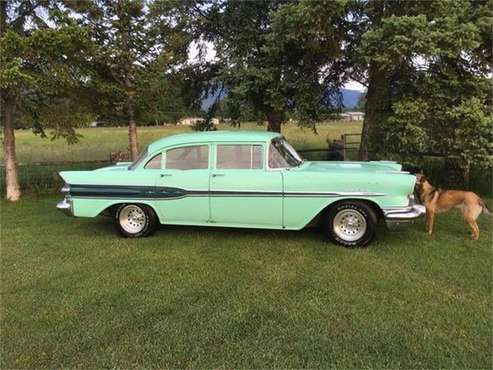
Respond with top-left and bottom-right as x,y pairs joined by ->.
144,153 -> 162,169
216,144 -> 263,169
165,145 -> 209,170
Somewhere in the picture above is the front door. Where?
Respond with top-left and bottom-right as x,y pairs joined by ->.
209,143 -> 283,228
154,144 -> 210,224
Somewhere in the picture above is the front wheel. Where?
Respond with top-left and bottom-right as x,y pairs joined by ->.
323,201 -> 377,247
115,204 -> 158,238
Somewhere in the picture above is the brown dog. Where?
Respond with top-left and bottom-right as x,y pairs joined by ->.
415,173 -> 492,240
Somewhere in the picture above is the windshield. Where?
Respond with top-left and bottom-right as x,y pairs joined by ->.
268,138 -> 303,168
128,148 -> 148,170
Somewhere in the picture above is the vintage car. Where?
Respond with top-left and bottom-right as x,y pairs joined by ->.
57,131 -> 425,246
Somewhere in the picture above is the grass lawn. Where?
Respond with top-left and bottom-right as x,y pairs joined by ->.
6,121 -> 362,163
1,195 -> 492,368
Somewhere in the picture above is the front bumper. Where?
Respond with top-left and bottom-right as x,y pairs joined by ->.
382,203 -> 426,229
56,197 -> 73,216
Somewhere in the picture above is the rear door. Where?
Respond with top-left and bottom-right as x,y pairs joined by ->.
153,144 -> 211,224
209,143 -> 283,228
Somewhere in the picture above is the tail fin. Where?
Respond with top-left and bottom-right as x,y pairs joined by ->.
479,198 -> 493,217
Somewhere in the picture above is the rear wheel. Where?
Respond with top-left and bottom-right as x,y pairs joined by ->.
323,201 -> 377,247
115,204 -> 158,238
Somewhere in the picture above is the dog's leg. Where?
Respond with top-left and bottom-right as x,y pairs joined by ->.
427,211 -> 435,235
464,206 -> 481,240
474,222 -> 480,240
471,218 -> 480,240
464,215 -> 479,240
425,207 -> 431,232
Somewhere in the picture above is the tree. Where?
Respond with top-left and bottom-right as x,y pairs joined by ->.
136,64 -> 207,125
349,0 -> 419,160
0,0 -> 93,201
69,0 -> 191,160
200,0 -> 348,132
353,0 -> 492,165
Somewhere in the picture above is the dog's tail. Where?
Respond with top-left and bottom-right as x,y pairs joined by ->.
479,198 -> 493,217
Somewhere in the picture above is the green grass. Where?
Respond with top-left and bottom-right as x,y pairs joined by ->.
1,195 -> 492,368
5,121 -> 362,163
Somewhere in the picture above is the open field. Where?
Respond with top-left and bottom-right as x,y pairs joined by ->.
4,121 -> 363,163
4,121 -> 492,196
1,195 -> 492,368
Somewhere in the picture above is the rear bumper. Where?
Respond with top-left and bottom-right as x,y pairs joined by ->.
56,197 -> 73,216
382,204 -> 426,229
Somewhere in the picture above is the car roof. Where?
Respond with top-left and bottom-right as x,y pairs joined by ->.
147,130 -> 281,153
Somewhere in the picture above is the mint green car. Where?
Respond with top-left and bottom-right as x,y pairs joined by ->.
57,131 -> 425,246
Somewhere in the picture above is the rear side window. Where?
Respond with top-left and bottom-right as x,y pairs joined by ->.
165,145 -> 209,170
216,144 -> 263,169
144,153 -> 162,169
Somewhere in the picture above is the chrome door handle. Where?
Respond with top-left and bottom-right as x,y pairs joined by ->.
160,174 -> 172,178
212,173 -> 225,177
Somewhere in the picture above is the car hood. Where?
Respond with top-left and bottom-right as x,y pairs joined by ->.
296,160 -> 404,173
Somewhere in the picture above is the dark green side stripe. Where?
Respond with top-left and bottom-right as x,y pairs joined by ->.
69,185 -> 188,199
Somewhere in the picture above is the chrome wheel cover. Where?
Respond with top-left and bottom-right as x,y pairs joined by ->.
119,205 -> 146,234
333,209 -> 367,242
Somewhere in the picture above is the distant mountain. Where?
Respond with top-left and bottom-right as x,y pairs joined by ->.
201,88 -> 364,111
341,89 -> 364,109
200,88 -> 229,111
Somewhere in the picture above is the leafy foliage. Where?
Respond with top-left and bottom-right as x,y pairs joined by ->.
353,0 -> 492,167
0,4 -> 94,140
67,0 -> 194,123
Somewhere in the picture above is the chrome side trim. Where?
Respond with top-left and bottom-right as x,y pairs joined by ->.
283,191 -> 387,197
56,197 -> 73,216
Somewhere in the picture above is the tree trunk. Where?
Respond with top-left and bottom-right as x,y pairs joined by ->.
358,0 -> 386,161
128,105 -> 139,161
1,4 -> 20,201
359,118 -> 370,161
266,110 -> 282,133
2,102 -> 21,201
358,63 -> 388,161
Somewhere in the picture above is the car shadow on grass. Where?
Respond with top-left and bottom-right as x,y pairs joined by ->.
73,215 -> 340,245
74,215 -> 426,249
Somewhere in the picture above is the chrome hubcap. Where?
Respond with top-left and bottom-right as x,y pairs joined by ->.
119,205 -> 146,234
333,209 -> 367,241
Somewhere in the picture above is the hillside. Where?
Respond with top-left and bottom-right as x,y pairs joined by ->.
201,88 -> 364,111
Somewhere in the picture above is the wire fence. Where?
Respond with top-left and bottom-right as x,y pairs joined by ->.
1,141 -> 491,196
0,160 -> 111,194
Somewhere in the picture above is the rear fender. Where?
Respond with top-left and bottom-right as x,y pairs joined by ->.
71,197 -> 160,221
